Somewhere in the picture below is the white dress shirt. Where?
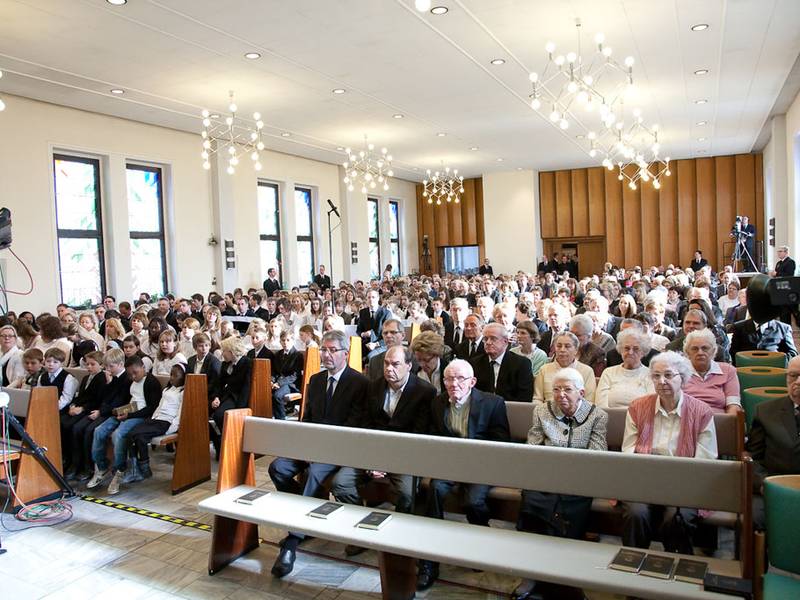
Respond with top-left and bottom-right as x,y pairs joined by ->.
384,376 -> 410,417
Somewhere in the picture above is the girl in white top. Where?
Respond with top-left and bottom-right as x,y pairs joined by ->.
0,325 -> 25,386
298,325 -> 320,351
122,335 -> 153,372
152,330 -> 187,376
717,281 -> 741,317
595,329 -> 654,408
151,364 -> 186,435
179,318 -> 200,358
266,318 -> 284,352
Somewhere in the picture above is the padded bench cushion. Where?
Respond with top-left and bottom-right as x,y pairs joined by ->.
151,434 -> 178,446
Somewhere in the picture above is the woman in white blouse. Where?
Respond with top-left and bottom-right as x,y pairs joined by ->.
595,329 -> 654,408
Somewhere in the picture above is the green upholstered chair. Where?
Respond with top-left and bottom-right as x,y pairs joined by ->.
737,367 -> 787,393
764,475 -> 800,598
741,387 -> 789,430
735,351 -> 788,369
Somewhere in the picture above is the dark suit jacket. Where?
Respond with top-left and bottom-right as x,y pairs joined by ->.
247,346 -> 273,361
271,348 -> 303,389
775,257 -> 797,277
313,274 -> 332,289
455,338 -> 485,360
429,389 -> 510,441
99,372 -> 132,417
263,277 -> 282,297
231,309 -> 255,334
302,366 -> 368,427
470,351 -> 533,403
365,374 -> 434,434
746,396 -> 800,490
219,357 -> 252,408
254,307 -> 272,321
187,353 -> 222,400
536,261 -> 549,274
479,265 -> 494,276
689,258 -> 708,272
730,319 -> 798,365
356,306 -> 390,342
602,315 -> 622,339
72,371 -> 107,412
444,320 -> 467,350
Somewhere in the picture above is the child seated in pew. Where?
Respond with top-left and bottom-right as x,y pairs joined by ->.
246,325 -> 271,360
297,325 -> 320,351
122,335 -> 153,372
39,347 -> 79,410
178,318 -> 200,359
119,363 -> 186,485
8,348 -> 45,389
265,318 -> 284,351
151,329 -> 187,376
186,333 -> 222,404
270,330 -> 303,419
61,351 -> 107,479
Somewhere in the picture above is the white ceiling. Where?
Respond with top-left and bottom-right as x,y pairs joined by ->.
1,0 -> 799,180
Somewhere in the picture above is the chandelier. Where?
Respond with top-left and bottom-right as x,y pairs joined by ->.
200,91 -> 265,175
0,70 -> 6,112
527,19 -> 670,190
342,136 -> 394,194
422,163 -> 465,205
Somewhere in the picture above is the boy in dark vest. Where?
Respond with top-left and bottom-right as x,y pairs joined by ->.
40,347 -> 79,412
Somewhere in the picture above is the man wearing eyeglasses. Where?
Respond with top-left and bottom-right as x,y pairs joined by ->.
471,323 -> 533,403
416,358 -> 510,592
268,329 -> 368,579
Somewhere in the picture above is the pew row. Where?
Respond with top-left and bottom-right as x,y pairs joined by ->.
1,387 -> 64,509
200,412 -> 752,600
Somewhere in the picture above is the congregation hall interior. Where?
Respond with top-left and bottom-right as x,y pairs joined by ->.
2,1 -> 800,599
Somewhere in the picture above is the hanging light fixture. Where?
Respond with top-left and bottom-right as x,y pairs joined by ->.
342,135 -> 394,194
527,19 -> 670,190
199,91 -> 265,175
422,162 -> 465,205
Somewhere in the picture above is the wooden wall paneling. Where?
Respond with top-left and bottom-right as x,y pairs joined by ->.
677,159 -> 698,265
571,169 -> 589,237
659,167 -> 678,265
555,170 -> 573,238
621,166 -> 643,267
755,154 -> 764,248
475,177 -> 485,261
695,158 -> 718,270
640,177 -> 660,267
447,194 -> 463,246
417,184 -> 437,274
735,154 -> 756,223
603,168 -> 624,266
587,167 -> 606,236
461,179 -> 477,245
539,172 -> 557,238
715,156 -> 737,270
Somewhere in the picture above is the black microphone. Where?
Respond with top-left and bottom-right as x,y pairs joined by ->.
327,199 -> 340,218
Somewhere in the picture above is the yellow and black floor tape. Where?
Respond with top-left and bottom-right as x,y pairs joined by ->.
81,495 -> 212,531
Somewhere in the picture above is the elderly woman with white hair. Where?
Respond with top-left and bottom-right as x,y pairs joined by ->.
682,328 -> 741,414
512,367 -> 608,600
569,314 -> 606,377
621,351 -> 718,552
534,331 -> 596,404
595,329 -> 655,408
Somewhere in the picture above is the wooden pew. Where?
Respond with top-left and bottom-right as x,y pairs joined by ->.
1,387 -> 64,509
297,346 -> 321,421
201,414 -> 753,599
348,335 -> 362,370
248,358 -> 273,418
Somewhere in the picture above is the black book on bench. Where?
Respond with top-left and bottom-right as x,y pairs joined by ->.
355,511 -> 392,530
674,558 -> 709,585
639,554 -> 676,579
608,549 -> 647,573
703,573 -> 753,599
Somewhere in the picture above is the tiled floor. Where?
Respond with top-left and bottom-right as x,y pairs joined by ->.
1,434 -> 740,600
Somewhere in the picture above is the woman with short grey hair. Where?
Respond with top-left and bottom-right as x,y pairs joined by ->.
682,328 -> 741,414
595,329 -> 654,408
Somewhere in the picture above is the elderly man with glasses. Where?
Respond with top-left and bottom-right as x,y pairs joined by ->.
268,330 -> 369,579
416,358 -> 510,591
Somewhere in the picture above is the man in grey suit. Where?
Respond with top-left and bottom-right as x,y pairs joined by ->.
729,318 -> 798,365
747,356 -> 800,529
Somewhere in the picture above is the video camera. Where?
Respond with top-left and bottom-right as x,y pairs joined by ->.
747,273 -> 800,323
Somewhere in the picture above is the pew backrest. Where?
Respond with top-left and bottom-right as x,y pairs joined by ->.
6,387 -> 31,418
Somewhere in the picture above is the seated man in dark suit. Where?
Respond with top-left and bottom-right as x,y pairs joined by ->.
471,323 -> 533,403
455,313 -> 485,360
356,289 -> 390,357
729,318 -> 798,365
417,358 -> 510,591
366,318 -> 406,381
269,330 -> 368,578
746,355 -> 800,529
332,345 -> 435,555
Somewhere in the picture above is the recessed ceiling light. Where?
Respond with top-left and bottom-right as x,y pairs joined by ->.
576,134 -> 585,140
281,132 -> 291,137
694,68 -> 709,76
106,0 -> 127,5
110,88 -> 124,94
517,167 -> 523,171
469,146 -> 478,151
496,158 -> 503,162
393,113 -> 404,119
332,88 -> 346,94
210,114 -> 219,119
490,58 -> 506,66
244,52 -> 261,60
336,146 -> 344,151
436,132 -> 446,137
695,99 -> 708,105
696,120 -> 708,126
691,23 -> 709,31
431,6 -> 449,15
697,137 -> 706,142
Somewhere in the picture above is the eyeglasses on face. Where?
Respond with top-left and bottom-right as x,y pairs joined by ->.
443,375 -> 471,385
320,347 -> 346,355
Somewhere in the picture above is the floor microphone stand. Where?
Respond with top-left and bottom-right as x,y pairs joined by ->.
327,204 -> 341,285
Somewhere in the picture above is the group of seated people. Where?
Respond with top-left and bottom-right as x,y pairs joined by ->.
2,256 -> 798,598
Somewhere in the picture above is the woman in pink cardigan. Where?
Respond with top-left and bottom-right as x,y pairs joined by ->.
620,351 -> 718,552
682,328 -> 742,414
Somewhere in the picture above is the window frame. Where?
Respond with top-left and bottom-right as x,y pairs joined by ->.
258,180 -> 283,283
126,163 -> 169,296
294,186 -> 315,285
52,153 -> 107,306
389,200 -> 401,275
368,197 -> 381,279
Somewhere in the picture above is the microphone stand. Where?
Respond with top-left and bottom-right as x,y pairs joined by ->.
327,200 -> 341,285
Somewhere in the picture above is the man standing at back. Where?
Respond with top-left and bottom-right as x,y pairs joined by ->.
313,264 -> 332,290
770,245 -> 799,327
268,330 -> 368,578
263,267 -> 282,297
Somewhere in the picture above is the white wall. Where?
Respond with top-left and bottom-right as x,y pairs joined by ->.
481,170 -> 541,274
0,94 -> 419,313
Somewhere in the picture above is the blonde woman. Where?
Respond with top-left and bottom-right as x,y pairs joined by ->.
79,312 -> 105,350
103,318 -> 127,351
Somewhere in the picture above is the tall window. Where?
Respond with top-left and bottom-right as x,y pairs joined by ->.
127,165 -> 167,297
258,182 -> 282,282
294,187 -> 314,285
389,201 -> 401,276
368,197 -> 381,278
53,154 -> 106,307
